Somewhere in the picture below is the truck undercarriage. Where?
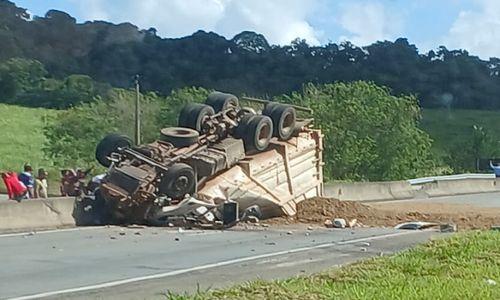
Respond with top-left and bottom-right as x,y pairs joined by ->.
74,92 -> 323,228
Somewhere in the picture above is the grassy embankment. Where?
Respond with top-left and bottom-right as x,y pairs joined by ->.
170,231 -> 500,299
0,103 -> 59,195
420,108 -> 500,157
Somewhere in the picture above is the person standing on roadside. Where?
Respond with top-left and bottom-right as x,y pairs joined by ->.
490,161 -> 500,178
18,164 -> 35,198
35,168 -> 49,198
1,171 -> 28,202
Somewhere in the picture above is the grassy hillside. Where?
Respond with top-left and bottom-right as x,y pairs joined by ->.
420,108 -> 500,156
0,104 -> 58,194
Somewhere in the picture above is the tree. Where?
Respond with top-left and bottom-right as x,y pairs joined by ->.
446,125 -> 500,172
0,58 -> 47,101
43,87 -> 208,167
278,81 -> 438,181
43,89 -> 157,166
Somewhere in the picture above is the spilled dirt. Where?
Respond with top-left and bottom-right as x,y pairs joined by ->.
269,197 -> 500,230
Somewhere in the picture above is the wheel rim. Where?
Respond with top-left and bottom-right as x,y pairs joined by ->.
281,111 -> 295,135
258,122 -> 271,145
174,175 -> 189,192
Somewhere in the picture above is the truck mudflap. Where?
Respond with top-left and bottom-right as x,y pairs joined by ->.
196,129 -> 324,218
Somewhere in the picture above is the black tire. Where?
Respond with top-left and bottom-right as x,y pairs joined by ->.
233,113 -> 255,138
243,115 -> 273,152
264,104 -> 296,140
159,163 -> 196,199
95,134 -> 133,167
178,103 -> 214,133
160,127 -> 199,148
262,102 -> 280,116
205,92 -> 239,112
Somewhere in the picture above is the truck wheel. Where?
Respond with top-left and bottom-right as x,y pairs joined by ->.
95,134 -> 133,167
233,113 -> 255,138
178,103 -> 214,133
262,102 -> 280,115
264,104 -> 296,140
205,92 -> 239,112
160,127 -> 199,148
160,163 -> 196,199
243,115 -> 273,152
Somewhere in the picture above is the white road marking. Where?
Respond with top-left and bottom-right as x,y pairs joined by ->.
0,226 -> 107,238
274,257 -> 326,268
8,230 -> 419,300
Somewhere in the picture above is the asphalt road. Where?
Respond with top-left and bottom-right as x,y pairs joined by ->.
0,225 -> 440,300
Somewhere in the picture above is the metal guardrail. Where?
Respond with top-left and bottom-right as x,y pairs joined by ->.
408,173 -> 495,185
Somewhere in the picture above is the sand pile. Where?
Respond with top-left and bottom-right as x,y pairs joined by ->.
272,197 -> 500,230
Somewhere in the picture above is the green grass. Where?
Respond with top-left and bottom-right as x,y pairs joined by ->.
420,108 -> 500,156
169,231 -> 500,299
0,104 -> 59,194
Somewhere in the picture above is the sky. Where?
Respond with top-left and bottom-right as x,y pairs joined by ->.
12,0 -> 500,59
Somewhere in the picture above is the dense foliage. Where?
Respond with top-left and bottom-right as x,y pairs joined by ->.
43,87 -> 209,167
43,83 -> 438,181
0,58 -> 111,108
277,82 -> 439,180
2,0 -> 500,109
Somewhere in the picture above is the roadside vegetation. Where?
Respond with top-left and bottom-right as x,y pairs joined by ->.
42,82 -> 441,181
0,104 -> 60,194
2,78 -> 498,184
2,2 -> 500,184
421,108 -> 500,172
168,231 -> 500,300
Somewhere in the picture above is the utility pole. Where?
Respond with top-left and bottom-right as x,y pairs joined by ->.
134,74 -> 141,145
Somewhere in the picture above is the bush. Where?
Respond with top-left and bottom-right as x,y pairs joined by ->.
43,87 -> 210,167
278,82 -> 438,181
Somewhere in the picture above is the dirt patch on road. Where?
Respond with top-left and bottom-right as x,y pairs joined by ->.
269,197 -> 500,230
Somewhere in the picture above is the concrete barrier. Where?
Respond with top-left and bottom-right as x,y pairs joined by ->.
0,197 -> 75,232
323,181 -> 415,202
324,178 -> 500,202
418,178 -> 499,197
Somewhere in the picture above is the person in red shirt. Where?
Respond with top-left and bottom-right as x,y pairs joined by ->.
1,171 -> 28,202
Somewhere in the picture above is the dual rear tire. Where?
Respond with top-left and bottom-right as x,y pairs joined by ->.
262,103 -> 296,141
236,103 -> 297,153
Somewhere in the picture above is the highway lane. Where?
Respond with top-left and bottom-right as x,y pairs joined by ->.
0,225 -> 440,300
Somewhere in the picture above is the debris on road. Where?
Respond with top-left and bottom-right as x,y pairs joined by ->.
272,197 -> 500,230
395,221 -> 439,230
244,216 -> 260,224
491,225 -> 500,231
440,223 -> 457,232
333,218 -> 347,228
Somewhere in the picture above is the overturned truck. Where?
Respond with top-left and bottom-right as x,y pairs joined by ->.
77,92 -> 323,227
